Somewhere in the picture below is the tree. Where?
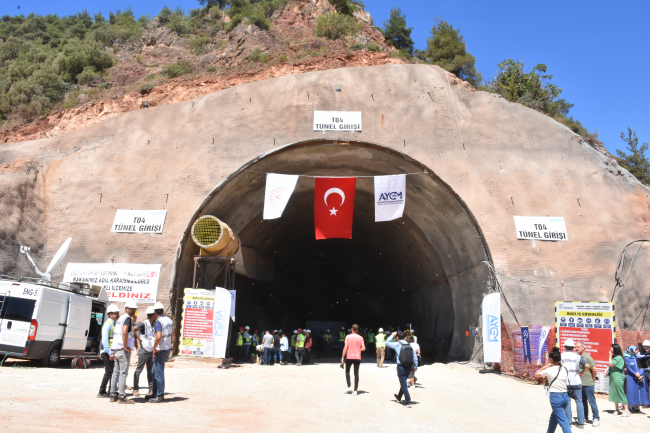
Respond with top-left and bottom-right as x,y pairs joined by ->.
617,128 -> 650,184
424,18 -> 481,86
382,7 -> 414,55
328,0 -> 355,16
198,0 -> 229,10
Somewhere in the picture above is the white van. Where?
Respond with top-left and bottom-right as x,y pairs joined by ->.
0,277 -> 109,367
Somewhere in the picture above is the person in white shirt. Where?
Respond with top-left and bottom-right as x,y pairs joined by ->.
280,332 -> 289,365
561,338 -> 587,428
407,336 -> 421,388
535,347 -> 572,433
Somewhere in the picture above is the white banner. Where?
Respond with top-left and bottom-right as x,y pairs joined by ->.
482,292 -> 501,363
263,173 -> 299,220
229,290 -> 236,321
536,326 -> 551,364
513,216 -> 568,241
374,175 -> 406,222
212,287 -> 232,358
313,111 -> 362,131
63,263 -> 160,304
111,210 -> 167,234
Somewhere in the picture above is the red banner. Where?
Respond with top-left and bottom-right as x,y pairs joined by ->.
314,177 -> 356,239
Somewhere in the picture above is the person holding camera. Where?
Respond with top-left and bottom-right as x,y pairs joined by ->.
560,339 -> 587,428
534,347 -> 572,433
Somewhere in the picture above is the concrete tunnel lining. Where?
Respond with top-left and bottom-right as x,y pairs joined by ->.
170,140 -> 492,360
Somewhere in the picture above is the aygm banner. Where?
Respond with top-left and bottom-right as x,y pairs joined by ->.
63,263 -> 160,303
229,290 -> 236,321
513,216 -> 568,241
537,326 -> 551,364
313,111 -> 362,131
212,287 -> 232,358
374,175 -> 406,222
482,292 -> 501,363
112,210 -> 167,234
180,288 -> 216,357
556,301 -> 615,393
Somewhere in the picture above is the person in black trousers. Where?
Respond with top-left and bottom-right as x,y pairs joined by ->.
97,305 -> 120,398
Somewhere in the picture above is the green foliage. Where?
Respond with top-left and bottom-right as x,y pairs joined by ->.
314,13 -> 362,41
328,0 -> 356,16
225,1 -> 271,31
382,7 -> 413,55
162,60 -> 191,77
140,83 -> 154,94
349,43 -> 364,50
145,73 -> 156,80
367,43 -> 380,52
249,47 -> 269,63
424,18 -> 481,86
389,49 -> 412,60
199,0 -> 229,10
206,65 -> 217,72
278,54 -> 288,62
76,66 -> 101,84
617,128 -> 650,184
190,36 -> 210,54
349,0 -> 365,8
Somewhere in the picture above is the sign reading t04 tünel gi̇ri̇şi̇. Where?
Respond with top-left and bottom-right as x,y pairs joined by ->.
313,111 -> 361,131
111,210 -> 167,234
513,216 -> 568,241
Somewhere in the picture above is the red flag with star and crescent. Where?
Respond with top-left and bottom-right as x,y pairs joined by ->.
314,177 -> 357,239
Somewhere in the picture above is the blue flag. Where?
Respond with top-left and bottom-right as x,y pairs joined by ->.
521,326 -> 531,364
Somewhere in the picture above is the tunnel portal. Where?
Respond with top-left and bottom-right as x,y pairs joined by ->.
172,140 -> 492,360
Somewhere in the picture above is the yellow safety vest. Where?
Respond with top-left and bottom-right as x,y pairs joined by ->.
339,332 -> 345,342
291,335 -> 296,347
236,332 -> 243,346
369,333 -> 375,343
296,334 -> 305,348
324,333 -> 332,342
105,319 -> 115,348
375,333 -> 386,348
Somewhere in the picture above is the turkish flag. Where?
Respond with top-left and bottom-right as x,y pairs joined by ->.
314,177 -> 356,239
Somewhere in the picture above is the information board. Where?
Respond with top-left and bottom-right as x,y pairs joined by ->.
111,210 -> 167,234
555,301 -> 615,393
180,288 -> 216,357
313,111 -> 361,131
514,216 -> 568,241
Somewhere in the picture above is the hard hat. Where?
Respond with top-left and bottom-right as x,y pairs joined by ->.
146,306 -> 155,315
154,302 -> 164,310
341,327 -> 345,329
293,330 -> 297,333
245,326 -> 250,330
644,340 -> 650,347
564,338 -> 575,347
406,329 -> 410,332
347,329 -> 350,332
125,299 -> 138,309
305,329 -> 310,333
107,304 -> 120,314
411,329 -> 415,332
298,328 -> 302,332
239,327 -> 244,331
327,329 -> 330,332
378,328 -> 384,333
255,329 -> 258,332
278,329 -> 282,333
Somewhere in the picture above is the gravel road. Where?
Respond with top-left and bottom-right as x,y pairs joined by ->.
0,355 -> 646,432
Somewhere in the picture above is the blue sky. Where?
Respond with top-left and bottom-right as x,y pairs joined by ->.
2,0 -> 648,155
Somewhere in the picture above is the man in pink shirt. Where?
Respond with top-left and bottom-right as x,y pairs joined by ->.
341,324 -> 366,395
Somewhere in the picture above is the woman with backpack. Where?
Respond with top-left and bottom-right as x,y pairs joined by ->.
534,347 -> 571,433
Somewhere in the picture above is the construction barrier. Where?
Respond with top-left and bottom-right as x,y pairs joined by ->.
615,329 -> 650,351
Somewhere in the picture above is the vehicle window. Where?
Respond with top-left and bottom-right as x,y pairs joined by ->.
2,297 -> 36,322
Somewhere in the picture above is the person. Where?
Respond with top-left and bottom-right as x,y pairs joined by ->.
411,329 -> 418,343
260,330 -> 273,366
386,331 -> 418,407
575,341 -> 599,427
534,347 -> 572,433
407,336 -> 421,387
636,340 -> 650,386
560,338 -> 586,428
367,329 -> 375,355
149,302 -> 173,403
133,306 -> 156,398
624,345 -> 649,412
280,332 -> 289,365
109,299 -> 138,404
608,343 -> 628,416
304,330 -> 312,364
341,324 -> 365,395
273,331 -> 282,365
251,329 -> 260,349
235,327 -> 244,362
291,330 -> 298,363
324,329 -> 332,357
295,328 -> 306,366
98,304 -> 119,398
339,327 -> 346,356
375,328 -> 386,368
242,326 -> 252,363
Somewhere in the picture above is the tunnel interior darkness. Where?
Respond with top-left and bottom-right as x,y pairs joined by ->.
172,141 -> 492,360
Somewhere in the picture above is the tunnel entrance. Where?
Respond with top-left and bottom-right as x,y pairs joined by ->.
171,140 -> 492,360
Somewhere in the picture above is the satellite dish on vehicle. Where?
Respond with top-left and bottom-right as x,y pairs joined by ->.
45,237 -> 72,278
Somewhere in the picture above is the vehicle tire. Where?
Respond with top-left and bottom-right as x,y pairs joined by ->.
42,345 -> 61,368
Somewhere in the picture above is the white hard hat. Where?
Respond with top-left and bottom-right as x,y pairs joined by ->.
644,340 -> 650,347
378,328 -> 384,333
306,329 -> 310,333
154,302 -> 164,310
278,329 -> 282,332
146,306 -> 155,315
125,299 -> 138,309
411,329 -> 415,332
564,338 -> 575,347
347,329 -> 350,331
107,304 -> 120,314
293,330 -> 297,333
245,326 -> 250,330
327,329 -> 330,332
342,327 -> 345,329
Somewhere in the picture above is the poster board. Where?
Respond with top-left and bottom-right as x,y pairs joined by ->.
555,301 -> 615,393
513,216 -> 568,241
180,288 -> 216,357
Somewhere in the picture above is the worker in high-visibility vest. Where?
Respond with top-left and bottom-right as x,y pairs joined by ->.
410,329 -> 417,343
295,328 -> 306,366
375,328 -> 387,368
242,326 -> 252,363
368,329 -> 376,354
339,327 -> 346,356
235,327 -> 244,362
291,330 -> 298,363
324,329 -> 333,357
98,304 -> 119,398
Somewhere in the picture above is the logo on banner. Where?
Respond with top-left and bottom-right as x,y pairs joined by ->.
324,188 -> 345,215
213,310 -> 225,337
270,187 -> 287,206
378,192 -> 404,203
521,326 -> 531,364
488,315 -> 500,342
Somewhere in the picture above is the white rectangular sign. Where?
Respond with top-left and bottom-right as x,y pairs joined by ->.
513,216 -> 568,241
313,111 -> 361,131
482,292 -> 501,363
63,263 -> 160,304
112,210 -> 167,234
374,175 -> 406,222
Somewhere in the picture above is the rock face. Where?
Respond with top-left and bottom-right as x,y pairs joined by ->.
1,64 -> 649,359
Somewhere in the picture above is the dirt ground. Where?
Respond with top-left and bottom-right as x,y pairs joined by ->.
0,353 -> 647,432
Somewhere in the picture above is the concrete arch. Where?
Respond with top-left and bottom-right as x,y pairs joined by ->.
170,139 -> 492,359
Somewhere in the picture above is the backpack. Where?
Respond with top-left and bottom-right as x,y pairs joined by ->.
399,342 -> 414,368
